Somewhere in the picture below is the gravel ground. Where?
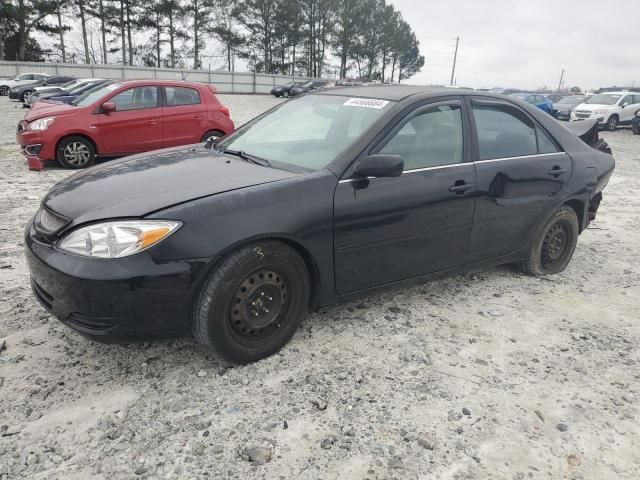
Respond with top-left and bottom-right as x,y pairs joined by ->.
0,95 -> 639,480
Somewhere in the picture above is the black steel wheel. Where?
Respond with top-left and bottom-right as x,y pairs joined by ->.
192,241 -> 310,364
520,206 -> 579,276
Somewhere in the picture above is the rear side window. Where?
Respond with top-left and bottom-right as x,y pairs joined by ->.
165,86 -> 200,106
473,104 -> 559,159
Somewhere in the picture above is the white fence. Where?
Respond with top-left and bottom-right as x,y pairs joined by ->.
0,61 -> 320,94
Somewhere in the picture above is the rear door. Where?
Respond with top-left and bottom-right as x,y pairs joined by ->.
620,94 -> 638,123
162,85 -> 207,147
96,85 -> 163,155
467,98 -> 573,261
333,98 -> 477,294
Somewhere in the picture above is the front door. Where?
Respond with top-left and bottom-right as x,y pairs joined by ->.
467,98 -> 573,261
333,100 -> 477,294
96,85 -> 163,155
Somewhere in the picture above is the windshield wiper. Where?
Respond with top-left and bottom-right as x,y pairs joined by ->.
222,148 -> 271,167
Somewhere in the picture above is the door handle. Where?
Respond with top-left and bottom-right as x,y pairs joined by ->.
548,167 -> 567,177
194,114 -> 204,119
149,119 -> 159,125
448,182 -> 474,194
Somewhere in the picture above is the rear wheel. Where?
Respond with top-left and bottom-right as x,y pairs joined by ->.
56,136 -> 96,169
520,206 -> 579,276
605,114 -> 618,131
192,241 -> 310,364
200,129 -> 225,144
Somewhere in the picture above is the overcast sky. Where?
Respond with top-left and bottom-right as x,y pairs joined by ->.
390,0 -> 640,90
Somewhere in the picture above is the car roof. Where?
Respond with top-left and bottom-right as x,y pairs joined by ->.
315,85 -> 480,101
595,91 -> 629,95
107,79 -> 207,88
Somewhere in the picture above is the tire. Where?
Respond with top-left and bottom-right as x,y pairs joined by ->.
21,90 -> 33,103
632,122 -> 640,135
192,241 -> 310,364
199,129 -> 225,144
0,85 -> 8,96
283,91 -> 289,98
605,114 -> 618,131
56,136 -> 96,169
520,206 -> 579,276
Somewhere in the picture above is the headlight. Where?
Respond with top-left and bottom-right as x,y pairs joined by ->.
58,220 -> 182,258
28,116 -> 56,130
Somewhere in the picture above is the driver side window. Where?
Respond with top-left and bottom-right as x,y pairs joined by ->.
378,105 -> 464,170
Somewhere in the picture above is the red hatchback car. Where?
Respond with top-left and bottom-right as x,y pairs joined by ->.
17,80 -> 234,170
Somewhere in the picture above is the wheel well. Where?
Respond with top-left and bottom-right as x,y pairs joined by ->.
203,237 -> 322,310
563,199 -> 585,232
55,134 -> 98,158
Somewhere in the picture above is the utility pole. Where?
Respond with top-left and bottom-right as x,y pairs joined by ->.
557,69 -> 565,92
450,36 -> 459,86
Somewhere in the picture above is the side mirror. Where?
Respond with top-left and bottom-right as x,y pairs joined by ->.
102,101 -> 116,113
354,154 -> 404,178
621,102 -> 628,108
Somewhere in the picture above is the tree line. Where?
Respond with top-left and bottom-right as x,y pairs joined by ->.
0,0 -> 425,81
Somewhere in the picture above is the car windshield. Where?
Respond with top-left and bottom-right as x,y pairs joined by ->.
61,80 -> 80,88
71,82 -> 117,106
585,94 -> 621,105
217,94 -> 393,171
558,96 -> 586,104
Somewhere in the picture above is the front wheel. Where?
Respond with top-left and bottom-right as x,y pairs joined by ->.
21,90 -> 34,103
0,85 -> 8,96
192,241 -> 310,364
605,115 -> 618,131
520,206 -> 579,276
283,91 -> 289,98
56,136 -> 96,169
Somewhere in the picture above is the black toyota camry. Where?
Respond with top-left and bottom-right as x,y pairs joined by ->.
25,86 -> 615,364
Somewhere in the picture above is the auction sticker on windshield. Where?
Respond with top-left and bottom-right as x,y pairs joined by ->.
343,98 -> 390,109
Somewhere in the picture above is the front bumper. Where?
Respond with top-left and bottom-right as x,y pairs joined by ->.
9,90 -> 20,99
16,127 -> 57,170
25,221 -> 207,340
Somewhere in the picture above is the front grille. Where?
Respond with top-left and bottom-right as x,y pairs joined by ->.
34,207 -> 69,236
575,110 -> 591,118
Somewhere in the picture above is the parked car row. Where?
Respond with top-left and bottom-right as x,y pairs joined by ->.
0,72 -> 50,96
16,80 -> 234,170
271,80 -> 328,98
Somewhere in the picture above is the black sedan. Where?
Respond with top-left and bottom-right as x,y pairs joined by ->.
289,80 -> 328,96
270,81 -> 302,98
9,75 -> 75,103
633,109 -> 640,135
25,86 -> 614,364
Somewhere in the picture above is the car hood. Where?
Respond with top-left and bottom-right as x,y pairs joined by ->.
554,103 -> 575,112
1,79 -> 36,88
43,144 -> 300,226
34,86 -> 63,93
574,103 -> 613,112
25,101 -> 79,120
